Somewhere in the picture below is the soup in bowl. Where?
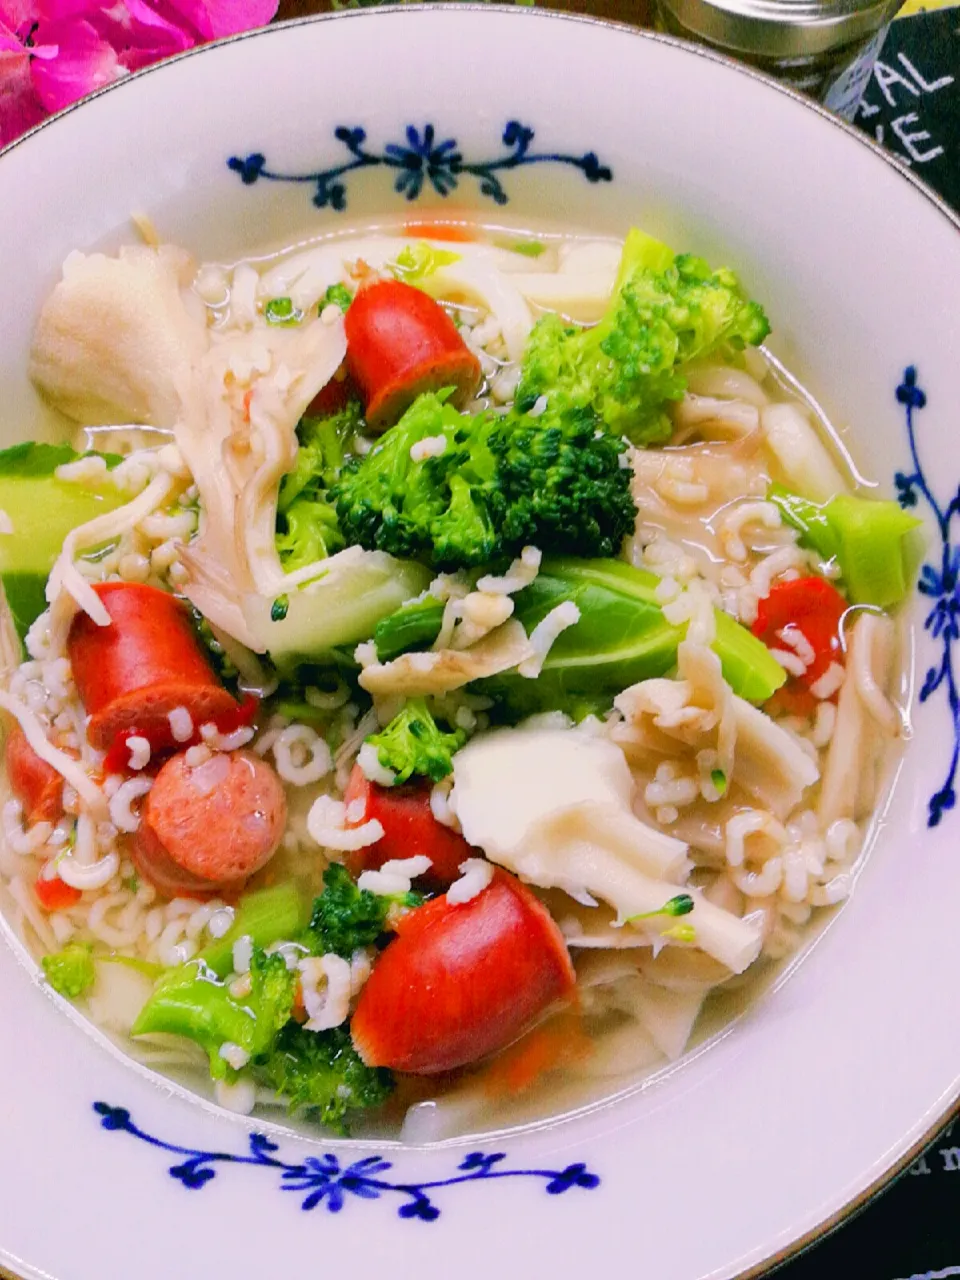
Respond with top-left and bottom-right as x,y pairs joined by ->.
0,213 -> 913,1138
0,10 -> 957,1280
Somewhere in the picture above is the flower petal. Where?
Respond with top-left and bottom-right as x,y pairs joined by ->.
40,0 -> 104,21
147,0 -> 213,40
0,47 -> 47,145
29,16 -> 122,112
102,0 -> 194,71
168,0 -> 277,38
0,0 -> 35,37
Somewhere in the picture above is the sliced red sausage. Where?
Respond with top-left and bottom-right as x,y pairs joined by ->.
344,279 -> 481,430
67,582 -> 238,752
130,749 -> 286,898
305,368 -> 357,418
5,722 -> 63,825
351,869 -> 576,1075
343,764 -> 473,890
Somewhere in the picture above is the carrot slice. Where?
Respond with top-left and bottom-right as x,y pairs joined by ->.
35,874 -> 82,912
404,221 -> 477,243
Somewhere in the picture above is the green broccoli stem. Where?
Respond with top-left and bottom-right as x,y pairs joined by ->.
769,484 -> 922,608
199,883 -> 307,978
610,227 -> 676,299
132,949 -> 296,1079
373,596 -> 447,662
132,962 -> 252,1074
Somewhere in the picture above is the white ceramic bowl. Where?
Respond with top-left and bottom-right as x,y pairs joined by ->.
1,9 -> 959,1279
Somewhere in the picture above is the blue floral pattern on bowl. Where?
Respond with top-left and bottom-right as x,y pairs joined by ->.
94,1103 -> 600,1221
228,120 -> 613,211
895,365 -> 959,828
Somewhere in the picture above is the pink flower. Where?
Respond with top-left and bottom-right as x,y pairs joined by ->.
0,0 -> 277,147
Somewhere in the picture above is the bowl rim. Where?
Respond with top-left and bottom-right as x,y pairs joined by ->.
1,9 -> 957,1278
2,0 -> 958,243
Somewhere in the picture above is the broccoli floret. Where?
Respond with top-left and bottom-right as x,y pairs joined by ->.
254,1022 -> 394,1133
42,942 -> 96,999
304,863 -> 421,959
332,391 -> 636,571
366,697 -> 467,785
276,403 -> 362,571
515,228 -> 770,446
488,402 -> 636,557
246,946 -> 298,1041
333,392 -> 498,567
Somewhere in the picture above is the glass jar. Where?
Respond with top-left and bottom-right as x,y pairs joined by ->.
654,0 -> 904,120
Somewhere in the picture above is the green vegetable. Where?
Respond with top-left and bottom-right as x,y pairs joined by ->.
506,239 -> 547,258
515,227 -> 770,445
246,547 -> 431,672
0,442 -> 125,642
663,922 -> 697,944
253,1022 -> 393,1132
42,942 -> 96,999
372,595 -> 447,662
100,953 -> 165,980
333,391 -> 636,571
0,442 -> 91,476
390,241 -> 461,285
769,484 -> 922,609
273,696 -> 334,729
711,768 -> 728,795
264,297 -> 303,326
276,404 -> 362,571
132,948 -> 296,1079
626,893 -> 695,924
199,883 -> 308,978
190,607 -> 239,684
322,282 -> 353,313
473,557 -> 784,717
367,697 -> 467,784
711,609 -> 786,704
303,863 -> 422,960
271,595 -> 290,622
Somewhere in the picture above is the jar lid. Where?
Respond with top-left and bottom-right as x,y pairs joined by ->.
658,0 -> 902,58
